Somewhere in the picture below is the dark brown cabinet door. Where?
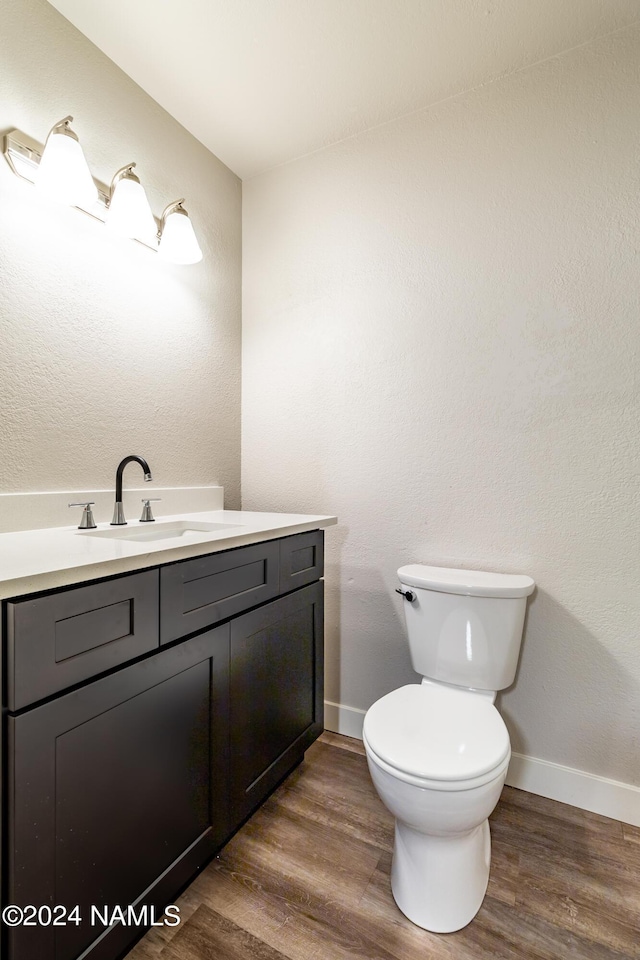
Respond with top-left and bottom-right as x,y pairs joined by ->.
229,582 -> 324,824
6,625 -> 229,960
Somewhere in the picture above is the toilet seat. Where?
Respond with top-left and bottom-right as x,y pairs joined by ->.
364,735 -> 510,792
363,683 -> 510,788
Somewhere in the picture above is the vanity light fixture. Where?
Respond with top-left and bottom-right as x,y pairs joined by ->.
2,118 -> 204,265
34,115 -> 98,209
158,200 -> 202,265
106,163 -> 158,247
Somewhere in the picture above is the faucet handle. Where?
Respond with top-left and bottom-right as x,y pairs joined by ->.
140,498 -> 161,523
69,501 -> 97,530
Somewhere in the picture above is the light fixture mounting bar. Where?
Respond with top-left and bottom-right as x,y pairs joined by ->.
3,129 -> 44,181
2,128 -> 159,250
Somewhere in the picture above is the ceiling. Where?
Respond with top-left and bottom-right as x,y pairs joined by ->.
46,0 -> 640,180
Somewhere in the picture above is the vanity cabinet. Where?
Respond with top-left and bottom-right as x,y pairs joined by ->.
2,529 -> 324,960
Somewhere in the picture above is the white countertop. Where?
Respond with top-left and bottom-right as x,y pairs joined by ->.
0,510 -> 337,601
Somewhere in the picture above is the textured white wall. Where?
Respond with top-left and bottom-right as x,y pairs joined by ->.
243,24 -> 640,786
0,0 -> 241,505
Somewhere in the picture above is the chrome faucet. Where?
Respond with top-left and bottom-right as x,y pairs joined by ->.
111,455 -> 153,525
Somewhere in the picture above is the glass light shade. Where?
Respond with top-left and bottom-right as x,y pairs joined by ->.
35,129 -> 98,208
158,208 -> 203,264
106,175 -> 158,247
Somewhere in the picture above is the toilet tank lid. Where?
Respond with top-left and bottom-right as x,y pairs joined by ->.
397,564 -> 535,598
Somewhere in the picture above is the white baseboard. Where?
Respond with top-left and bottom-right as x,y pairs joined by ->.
324,700 -> 366,740
506,752 -> 640,828
323,700 -> 640,827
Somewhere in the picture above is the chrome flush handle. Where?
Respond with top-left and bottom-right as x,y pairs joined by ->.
395,588 -> 416,602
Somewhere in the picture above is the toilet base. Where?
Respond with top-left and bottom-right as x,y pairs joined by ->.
391,817 -> 491,933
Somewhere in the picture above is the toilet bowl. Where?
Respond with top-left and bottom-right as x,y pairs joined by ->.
363,682 -> 510,933
364,564 -> 534,933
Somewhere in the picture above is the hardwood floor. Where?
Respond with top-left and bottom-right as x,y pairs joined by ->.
126,732 -> 640,960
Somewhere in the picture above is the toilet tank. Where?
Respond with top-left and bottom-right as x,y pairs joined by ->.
397,564 -> 535,691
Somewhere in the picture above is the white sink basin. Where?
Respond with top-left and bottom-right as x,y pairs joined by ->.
80,520 -> 241,542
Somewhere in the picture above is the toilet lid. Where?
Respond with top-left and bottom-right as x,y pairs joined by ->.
363,684 -> 510,782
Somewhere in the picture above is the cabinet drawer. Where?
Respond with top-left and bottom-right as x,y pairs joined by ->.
279,530 -> 324,593
6,570 -> 159,710
160,540 -> 280,644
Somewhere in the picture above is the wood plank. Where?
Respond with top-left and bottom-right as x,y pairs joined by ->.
623,823 -> 640,846
276,740 -> 394,852
160,905 -> 289,960
493,785 -> 624,849
210,853 -> 416,960
124,889 -> 202,959
318,730 -> 366,756
514,849 -> 640,956
485,838 -> 520,907
219,799 -> 383,909
458,894 -> 632,960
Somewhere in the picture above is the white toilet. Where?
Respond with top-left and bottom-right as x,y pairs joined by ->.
363,563 -> 535,934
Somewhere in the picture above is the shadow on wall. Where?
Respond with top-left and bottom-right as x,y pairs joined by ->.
499,588 -> 638,783
323,522 -> 346,706
324,533 -> 416,710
